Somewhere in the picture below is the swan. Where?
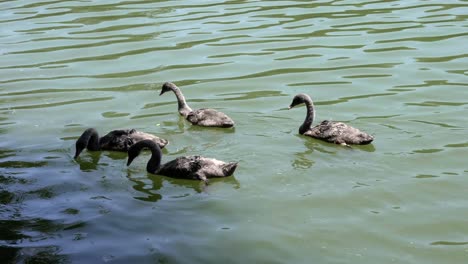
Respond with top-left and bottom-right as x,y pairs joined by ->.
127,139 -> 238,183
159,82 -> 235,128
74,128 -> 168,159
288,93 -> 374,145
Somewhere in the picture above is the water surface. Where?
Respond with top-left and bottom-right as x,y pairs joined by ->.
1,1 -> 467,263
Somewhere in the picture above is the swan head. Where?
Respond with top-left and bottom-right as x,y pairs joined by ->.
127,140 -> 162,174
160,82 -> 177,96
288,93 -> 312,109
126,144 -> 142,166
74,141 -> 86,159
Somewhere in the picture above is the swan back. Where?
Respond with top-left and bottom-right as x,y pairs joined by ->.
127,140 -> 238,182
307,120 -> 374,145
100,129 -> 168,151
74,128 -> 168,159
159,156 -> 238,181
187,108 -> 235,128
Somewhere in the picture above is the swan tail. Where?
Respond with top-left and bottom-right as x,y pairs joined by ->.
223,162 -> 238,176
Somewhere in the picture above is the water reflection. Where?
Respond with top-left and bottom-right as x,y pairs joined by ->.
293,134 -> 376,169
75,152 -> 101,171
74,149 -> 169,172
127,173 -> 163,202
127,172 -> 240,202
292,148 -> 315,169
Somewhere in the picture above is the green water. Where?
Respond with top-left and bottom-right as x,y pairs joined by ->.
1,1 -> 467,263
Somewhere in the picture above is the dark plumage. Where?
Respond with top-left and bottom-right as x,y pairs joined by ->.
127,140 -> 238,183
74,128 -> 168,159
160,82 -> 235,128
288,93 -> 374,145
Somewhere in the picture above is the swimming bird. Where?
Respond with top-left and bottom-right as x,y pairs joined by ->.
127,139 -> 238,183
288,93 -> 374,145
159,82 -> 235,128
74,128 -> 168,159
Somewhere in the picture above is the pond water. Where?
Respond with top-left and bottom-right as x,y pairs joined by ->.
1,1 -> 467,263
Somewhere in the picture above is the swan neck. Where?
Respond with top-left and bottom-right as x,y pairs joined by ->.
171,86 -> 193,117
84,128 -> 100,150
300,100 -> 315,134
74,128 -> 100,158
147,142 -> 162,174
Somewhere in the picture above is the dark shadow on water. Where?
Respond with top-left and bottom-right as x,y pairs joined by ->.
0,169 -> 73,264
0,245 -> 69,264
0,191 -> 70,263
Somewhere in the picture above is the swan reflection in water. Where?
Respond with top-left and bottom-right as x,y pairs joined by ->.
291,134 -> 376,169
126,171 -> 240,203
74,149 -> 135,172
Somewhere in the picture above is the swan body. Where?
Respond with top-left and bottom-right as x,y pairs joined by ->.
127,140 -> 238,183
289,93 -> 374,145
160,82 -> 235,128
74,128 -> 168,159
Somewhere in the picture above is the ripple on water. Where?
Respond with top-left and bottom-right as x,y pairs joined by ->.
1,0 -> 467,263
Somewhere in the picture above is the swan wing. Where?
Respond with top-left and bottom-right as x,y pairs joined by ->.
99,129 -> 135,151
187,108 -> 234,127
158,156 -> 237,180
100,129 -> 168,151
158,156 -> 202,180
308,121 -> 373,145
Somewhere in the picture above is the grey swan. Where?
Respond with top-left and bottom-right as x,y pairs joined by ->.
288,93 -> 374,145
74,128 -> 168,159
159,82 -> 235,128
127,139 -> 238,183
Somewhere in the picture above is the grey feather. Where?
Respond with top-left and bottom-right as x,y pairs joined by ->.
127,140 -> 238,182
289,94 -> 374,145
160,82 -> 235,128
74,128 -> 168,159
